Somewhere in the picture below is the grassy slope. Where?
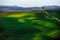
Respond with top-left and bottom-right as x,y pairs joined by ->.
0,10 -> 60,40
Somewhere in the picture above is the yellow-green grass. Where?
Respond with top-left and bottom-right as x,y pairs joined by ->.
0,10 -> 59,40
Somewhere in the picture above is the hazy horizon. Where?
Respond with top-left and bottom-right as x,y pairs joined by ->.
0,0 -> 60,7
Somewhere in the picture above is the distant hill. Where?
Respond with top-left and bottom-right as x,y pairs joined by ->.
0,5 -> 60,12
44,5 -> 60,10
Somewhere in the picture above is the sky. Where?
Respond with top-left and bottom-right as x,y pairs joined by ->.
0,0 -> 60,7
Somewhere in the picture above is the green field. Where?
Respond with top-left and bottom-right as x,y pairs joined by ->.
0,10 -> 60,40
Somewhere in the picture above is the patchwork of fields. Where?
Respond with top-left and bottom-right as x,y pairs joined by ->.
0,10 -> 60,40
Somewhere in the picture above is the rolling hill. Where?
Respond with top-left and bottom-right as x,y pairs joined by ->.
0,5 -> 60,12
